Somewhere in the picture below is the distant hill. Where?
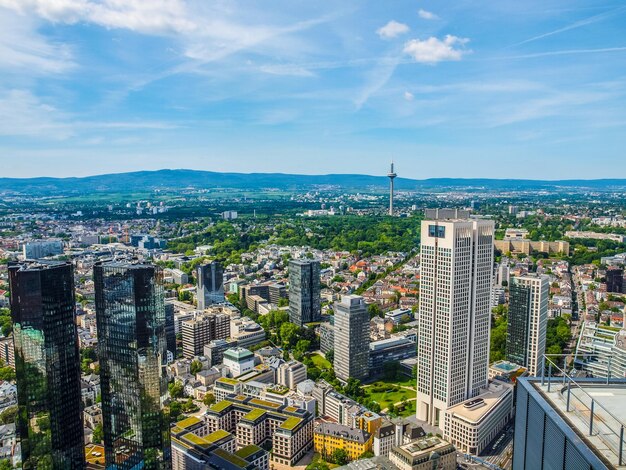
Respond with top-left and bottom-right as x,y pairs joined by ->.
0,169 -> 625,195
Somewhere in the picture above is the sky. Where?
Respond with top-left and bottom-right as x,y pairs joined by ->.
1,0 -> 626,179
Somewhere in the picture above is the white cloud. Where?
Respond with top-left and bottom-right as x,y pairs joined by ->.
0,90 -> 73,138
418,9 -> 438,20
403,35 -> 469,63
404,91 -> 414,101
0,11 -> 74,73
376,20 -> 410,39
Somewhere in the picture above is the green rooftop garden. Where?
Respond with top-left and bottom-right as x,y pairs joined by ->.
280,416 -> 302,431
210,400 -> 234,413
235,445 -> 263,459
243,408 -> 266,421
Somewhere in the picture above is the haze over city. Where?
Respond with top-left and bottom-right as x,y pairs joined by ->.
1,0 -> 626,178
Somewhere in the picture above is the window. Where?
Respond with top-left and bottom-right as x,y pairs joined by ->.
428,225 -> 446,238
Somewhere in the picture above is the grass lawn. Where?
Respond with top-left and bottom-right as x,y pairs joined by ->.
309,353 -> 332,370
396,399 -> 416,418
307,452 -> 338,469
364,387 -> 414,411
364,375 -> 416,389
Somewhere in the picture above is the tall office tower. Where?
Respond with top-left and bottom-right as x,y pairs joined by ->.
416,213 -> 494,427
9,261 -> 85,469
94,261 -> 171,470
506,274 -> 549,376
333,295 -> 370,382
181,313 -> 230,358
288,259 -> 321,326
164,303 -> 177,359
387,161 -> 397,216
606,267 -> 624,294
197,262 -> 224,310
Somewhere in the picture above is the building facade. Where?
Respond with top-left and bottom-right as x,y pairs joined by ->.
181,313 -> 230,358
314,422 -> 373,462
9,261 -> 85,469
334,295 -> 370,382
416,215 -> 494,427
506,274 -> 549,376
196,262 -> 224,310
94,261 -> 171,469
288,259 -> 321,326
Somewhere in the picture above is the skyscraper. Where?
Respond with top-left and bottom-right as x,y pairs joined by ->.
197,261 -> 224,310
416,210 -> 494,426
94,261 -> 171,470
288,259 -> 321,326
506,274 -> 549,376
9,261 -> 85,469
333,295 -> 370,382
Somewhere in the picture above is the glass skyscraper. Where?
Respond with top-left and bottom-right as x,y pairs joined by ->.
9,261 -> 85,469
288,259 -> 321,326
196,261 -> 224,310
94,261 -> 171,470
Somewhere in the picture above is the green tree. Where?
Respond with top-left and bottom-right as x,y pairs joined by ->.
92,423 -> 104,444
279,322 -> 300,348
330,448 -> 349,466
0,406 -> 17,424
169,381 -> 184,399
0,367 -> 15,381
190,360 -> 203,375
203,393 -> 216,406
325,349 -> 334,364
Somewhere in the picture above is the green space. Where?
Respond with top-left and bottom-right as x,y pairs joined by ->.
306,452 -> 339,470
363,383 -> 414,412
309,353 -> 332,370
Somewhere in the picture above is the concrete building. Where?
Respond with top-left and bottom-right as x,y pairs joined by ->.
223,348 -> 255,377
197,262 -> 224,310
513,375 -> 626,469
506,274 -> 549,376
182,313 -> 230,358
203,339 -> 238,367
442,381 -> 514,454
334,295 -> 370,382
373,420 -> 426,457
565,230 -> 626,243
494,239 -> 569,256
288,259 -> 321,326
369,336 -> 416,375
230,317 -> 266,349
319,321 -> 334,354
416,214 -> 494,427
0,336 -> 14,368
204,395 -> 314,467
314,422 -> 373,462
488,360 -> 527,383
388,436 -> 456,470
607,267 -> 624,294
387,161 -> 397,216
277,361 -> 307,390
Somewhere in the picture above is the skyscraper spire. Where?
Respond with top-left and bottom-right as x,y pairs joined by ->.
387,160 -> 397,216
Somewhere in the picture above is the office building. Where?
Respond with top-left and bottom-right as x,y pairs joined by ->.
223,348 -> 255,377
513,375 -> 625,469
314,423 -> 373,462
94,261 -> 170,469
373,420 -> 426,457
203,339 -> 238,367
9,261 -> 85,469
288,259 -> 321,326
506,274 -> 549,377
181,313 -> 230,358
22,240 -> 64,259
319,321 -> 334,354
165,303 -> 177,359
0,336 -> 14,368
197,262 -> 224,310
171,416 -> 268,470
369,335 -> 416,374
204,395 -> 314,466
388,436 -> 456,470
230,317 -> 266,349
607,267 -> 624,294
277,360 -> 307,390
416,214 -> 494,427
334,295 -> 370,381
442,381 -> 514,454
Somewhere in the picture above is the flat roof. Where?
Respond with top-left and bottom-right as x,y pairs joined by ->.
446,382 -> 513,424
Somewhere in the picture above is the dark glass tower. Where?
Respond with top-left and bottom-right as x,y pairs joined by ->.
94,262 -> 171,470
288,259 -> 321,326
9,261 -> 85,470
196,262 -> 224,310
506,283 -> 531,366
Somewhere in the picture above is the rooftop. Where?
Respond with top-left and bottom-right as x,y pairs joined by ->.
279,416 -> 303,431
446,381 -> 514,423
315,422 -> 371,444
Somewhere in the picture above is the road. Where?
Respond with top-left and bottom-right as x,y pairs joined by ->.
477,422 -> 515,469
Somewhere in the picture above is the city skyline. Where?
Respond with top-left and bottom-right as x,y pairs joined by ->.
1,1 -> 626,178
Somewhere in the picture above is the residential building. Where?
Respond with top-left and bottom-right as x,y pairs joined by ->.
94,261 -> 170,469
203,339 -> 238,367
313,381 -> 381,434
197,262 -> 224,310
289,259 -> 321,326
388,436 -> 456,470
506,274 -> 549,376
417,214 -> 494,427
513,375 -> 625,469
334,295 -> 370,381
0,336 -> 14,368
442,381 -> 514,454
204,395 -> 314,466
9,261 -> 85,469
373,420 -> 425,457
182,313 -> 230,358
314,422 -> 373,462
223,348 -> 255,377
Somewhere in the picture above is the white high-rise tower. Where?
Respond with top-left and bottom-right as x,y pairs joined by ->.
416,209 -> 494,427
387,161 -> 397,216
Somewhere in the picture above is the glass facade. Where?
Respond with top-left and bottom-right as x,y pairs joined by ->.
196,262 -> 224,309
9,261 -> 85,469
506,283 -> 531,367
288,260 -> 321,326
94,262 -> 171,470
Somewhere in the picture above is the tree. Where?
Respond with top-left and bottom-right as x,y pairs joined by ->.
0,406 -> 17,424
92,423 -> 104,444
325,349 -> 334,364
0,367 -> 15,381
344,378 -> 364,399
190,360 -> 203,375
169,401 -> 182,422
360,451 -> 375,459
279,322 -> 300,348
169,381 -> 184,399
330,448 -> 349,466
203,393 -> 216,406
278,297 -> 289,307
368,303 -> 382,319
0,459 -> 13,470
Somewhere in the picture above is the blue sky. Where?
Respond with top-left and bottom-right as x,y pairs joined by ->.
1,0 -> 626,179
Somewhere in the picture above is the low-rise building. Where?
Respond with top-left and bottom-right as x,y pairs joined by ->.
223,348 -> 255,378
277,361 -> 307,390
314,422 -> 373,462
388,436 -> 456,470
